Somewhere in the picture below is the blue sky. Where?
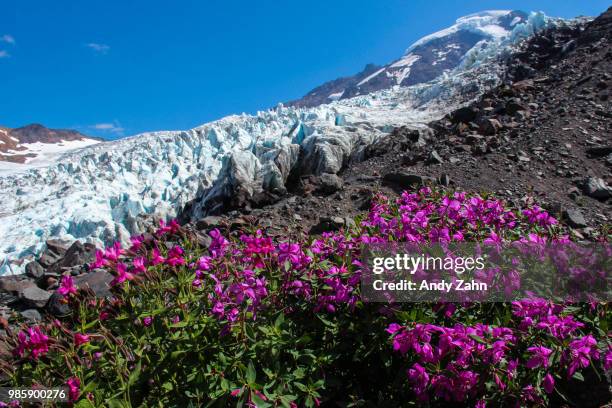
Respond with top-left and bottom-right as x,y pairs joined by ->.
0,1 -> 609,139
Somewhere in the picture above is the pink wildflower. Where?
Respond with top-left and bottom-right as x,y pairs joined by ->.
525,346 -> 553,369
110,263 -> 134,287
604,347 -> 612,371
57,275 -> 78,297
156,219 -> 180,236
74,333 -> 90,347
542,373 -> 555,394
66,377 -> 80,402
566,335 -> 599,377
133,257 -> 147,274
90,249 -> 107,269
130,234 -> 145,251
165,245 -> 185,267
150,248 -> 165,265
13,326 -> 50,360
209,229 -> 229,258
197,256 -> 212,271
484,231 -> 502,246
407,363 -> 429,399
104,241 -> 123,262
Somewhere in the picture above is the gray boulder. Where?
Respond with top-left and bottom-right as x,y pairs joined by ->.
478,118 -> 503,135
195,216 -> 224,230
563,209 -> 588,228
317,173 -> 343,195
20,309 -> 42,322
38,239 -> 71,268
25,261 -> 45,279
426,150 -> 444,165
0,275 -> 36,294
74,270 -> 114,298
46,292 -> 72,317
451,106 -> 479,123
20,286 -> 52,309
55,241 -> 96,269
310,216 -> 346,234
580,177 -> 612,199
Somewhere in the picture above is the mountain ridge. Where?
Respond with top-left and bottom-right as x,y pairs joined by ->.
0,123 -> 101,166
287,10 -> 531,108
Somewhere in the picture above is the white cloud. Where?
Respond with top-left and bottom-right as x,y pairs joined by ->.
86,43 -> 110,54
1,34 -> 15,44
0,50 -> 9,58
90,122 -> 124,134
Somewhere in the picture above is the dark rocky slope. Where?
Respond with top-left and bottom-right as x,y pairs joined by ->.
216,7 -> 611,240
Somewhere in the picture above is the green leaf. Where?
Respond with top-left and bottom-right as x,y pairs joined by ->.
317,315 -> 335,327
275,313 -> 285,329
468,334 -> 486,344
107,399 -> 128,408
251,392 -> 272,408
294,382 -> 308,392
74,399 -> 96,408
246,361 -> 257,384
128,360 -> 142,387
82,320 -> 99,331
296,335 -> 312,345
263,367 -> 275,379
171,350 -> 187,360
292,367 -> 305,379
572,371 -> 585,381
245,324 -> 256,341
81,380 -> 98,395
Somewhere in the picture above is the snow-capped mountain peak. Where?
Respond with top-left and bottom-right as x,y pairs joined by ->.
289,10 -> 532,108
0,124 -> 101,172
404,10 -> 521,52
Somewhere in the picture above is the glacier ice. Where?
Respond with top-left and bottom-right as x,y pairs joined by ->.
405,10 -> 516,53
0,11 -> 561,275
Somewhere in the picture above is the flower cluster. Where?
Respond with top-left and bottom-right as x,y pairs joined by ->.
3,188 -> 609,407
208,269 -> 269,324
512,298 -> 584,339
565,335 -> 600,378
13,326 -> 50,360
57,275 -> 78,297
388,322 -> 516,403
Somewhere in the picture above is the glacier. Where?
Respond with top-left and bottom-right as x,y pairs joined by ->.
405,9 -> 546,53
0,11 -> 560,275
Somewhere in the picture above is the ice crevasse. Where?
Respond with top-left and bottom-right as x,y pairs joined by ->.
0,11 -> 559,275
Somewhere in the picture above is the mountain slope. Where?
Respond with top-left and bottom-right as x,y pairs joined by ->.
267,7 -> 610,237
0,124 -> 101,169
288,10 -> 533,108
0,11 -> 560,275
